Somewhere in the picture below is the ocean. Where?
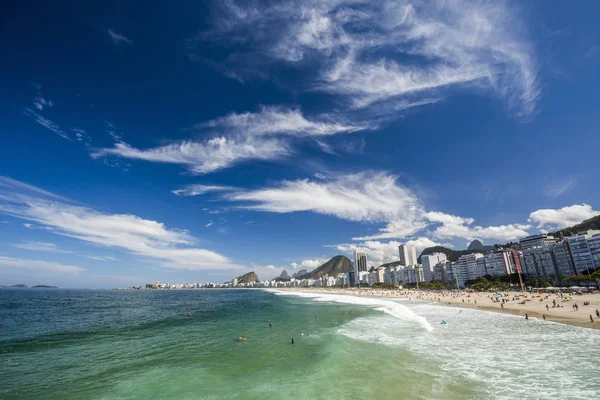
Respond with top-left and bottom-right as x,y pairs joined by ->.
1,289 -> 598,399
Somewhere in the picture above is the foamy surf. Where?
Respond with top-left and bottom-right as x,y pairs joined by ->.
269,290 -> 434,332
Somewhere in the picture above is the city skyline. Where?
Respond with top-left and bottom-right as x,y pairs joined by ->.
2,1 -> 600,287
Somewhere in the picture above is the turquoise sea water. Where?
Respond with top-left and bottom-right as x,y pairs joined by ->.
1,289 -> 599,399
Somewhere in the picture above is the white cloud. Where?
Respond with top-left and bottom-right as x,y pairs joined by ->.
197,105 -> 368,136
425,211 -> 530,241
106,29 -> 133,45
0,177 -> 242,271
199,0 -> 539,117
528,204 -> 600,230
12,241 -> 72,253
172,184 -> 235,197
205,220 -> 213,228
91,136 -> 290,175
0,256 -> 84,274
289,258 -> 324,271
22,108 -> 70,140
227,171 -> 424,223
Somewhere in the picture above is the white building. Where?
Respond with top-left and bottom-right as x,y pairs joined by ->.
483,250 -> 517,277
398,244 -> 417,266
421,253 -> 447,282
519,234 -> 557,250
458,253 -> 484,281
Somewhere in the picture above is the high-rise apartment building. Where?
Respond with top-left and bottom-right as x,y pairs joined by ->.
421,252 -> 447,282
398,244 -> 417,266
458,253 -> 484,281
353,250 -> 368,285
588,234 -> 600,269
567,234 -> 595,274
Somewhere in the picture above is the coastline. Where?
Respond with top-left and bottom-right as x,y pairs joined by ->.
273,287 -> 600,330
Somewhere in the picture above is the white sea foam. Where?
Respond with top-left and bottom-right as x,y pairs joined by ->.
270,290 -> 600,399
270,290 -> 433,331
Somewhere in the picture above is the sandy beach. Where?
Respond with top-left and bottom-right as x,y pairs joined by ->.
276,287 -> 600,330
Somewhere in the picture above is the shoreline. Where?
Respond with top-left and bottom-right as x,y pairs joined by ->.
274,287 -> 600,330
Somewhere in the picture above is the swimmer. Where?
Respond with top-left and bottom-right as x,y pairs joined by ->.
269,323 -> 272,328
239,336 -> 247,341
440,321 -> 446,325
187,311 -> 191,317
291,338 -> 295,344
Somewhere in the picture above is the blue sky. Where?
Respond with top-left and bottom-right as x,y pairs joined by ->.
1,0 -> 599,288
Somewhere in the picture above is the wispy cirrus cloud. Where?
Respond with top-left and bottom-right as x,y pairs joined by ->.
86,255 -> 117,262
92,106 -> 370,174
91,136 -> 290,174
106,29 -> 133,45
0,256 -> 84,274
172,184 -> 236,197
227,171 -> 423,224
0,176 -> 242,271
22,84 -> 70,140
23,108 -> 70,140
197,105 -> 369,136
196,0 -> 539,117
544,177 -> 576,198
12,241 -> 72,253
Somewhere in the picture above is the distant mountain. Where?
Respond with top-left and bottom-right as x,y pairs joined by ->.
417,247 -> 486,263
378,261 -> 403,269
274,270 -> 291,282
297,256 -> 353,280
236,271 -> 259,284
467,240 -> 495,251
554,214 -> 600,237
292,269 -> 308,278
32,285 -> 58,288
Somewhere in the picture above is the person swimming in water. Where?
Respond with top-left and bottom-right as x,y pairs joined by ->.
239,336 -> 247,341
187,311 -> 191,318
440,321 -> 446,325
291,338 -> 295,344
269,323 -> 272,328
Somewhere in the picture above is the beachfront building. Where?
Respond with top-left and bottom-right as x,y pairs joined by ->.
446,263 -> 464,288
398,243 -> 417,266
458,253 -> 484,281
358,271 -> 370,285
519,234 -> 557,250
522,246 -> 557,280
353,250 -> 368,285
398,265 -> 418,284
421,253 -> 447,282
567,234 -> 595,275
588,234 -> 600,269
551,241 -> 576,277
483,250 -> 518,277
433,261 -> 448,282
